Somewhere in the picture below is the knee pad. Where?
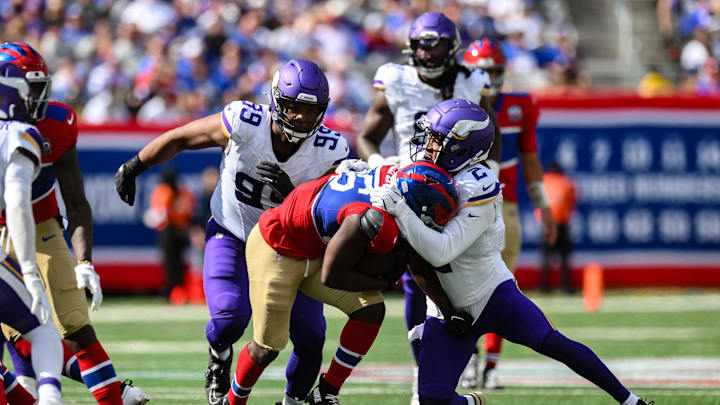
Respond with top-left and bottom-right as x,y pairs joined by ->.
205,316 -> 250,352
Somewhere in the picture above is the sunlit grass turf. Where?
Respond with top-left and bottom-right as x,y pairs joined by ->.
19,289 -> 720,404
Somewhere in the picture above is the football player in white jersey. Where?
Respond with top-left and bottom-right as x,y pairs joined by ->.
0,62 -> 63,405
371,99 -> 653,405
354,12 -> 502,402
115,60 -> 349,405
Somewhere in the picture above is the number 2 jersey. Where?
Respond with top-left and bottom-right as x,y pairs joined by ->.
392,163 -> 513,318
0,120 -> 44,212
373,64 -> 491,162
213,100 -> 350,242
259,165 -> 400,259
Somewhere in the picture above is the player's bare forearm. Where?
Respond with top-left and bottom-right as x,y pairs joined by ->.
323,215 -> 391,291
406,251 -> 456,317
138,112 -> 227,168
520,152 -> 545,184
55,146 -> 94,260
67,202 -> 93,262
356,92 -> 394,160
481,97 -> 502,162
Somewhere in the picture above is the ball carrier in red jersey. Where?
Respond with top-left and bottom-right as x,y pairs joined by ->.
116,60 -> 350,405
459,37 -> 558,389
224,162 -> 460,405
0,42 -> 149,405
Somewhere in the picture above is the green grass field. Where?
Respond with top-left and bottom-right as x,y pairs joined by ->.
31,289 -> 720,404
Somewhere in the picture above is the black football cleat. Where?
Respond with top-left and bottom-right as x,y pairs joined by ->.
306,374 -> 341,405
205,347 -> 233,405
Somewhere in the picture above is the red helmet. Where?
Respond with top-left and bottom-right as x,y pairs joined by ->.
0,42 -> 51,121
463,38 -> 506,95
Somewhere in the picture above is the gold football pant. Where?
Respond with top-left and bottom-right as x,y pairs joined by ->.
245,225 -> 383,351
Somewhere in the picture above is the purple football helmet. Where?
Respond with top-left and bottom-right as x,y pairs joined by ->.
406,12 -> 461,79
411,99 -> 494,173
270,59 -> 330,143
396,162 -> 459,230
0,62 -> 31,122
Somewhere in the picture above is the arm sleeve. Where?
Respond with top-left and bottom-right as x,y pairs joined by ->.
4,153 -> 38,274
392,200 -> 495,267
518,95 -> 540,154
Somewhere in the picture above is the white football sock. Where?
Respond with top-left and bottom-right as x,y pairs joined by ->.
211,347 -> 231,361
622,392 -> 640,405
282,392 -> 304,405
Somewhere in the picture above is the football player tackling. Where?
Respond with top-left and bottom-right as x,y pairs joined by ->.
0,61 -> 63,405
459,37 -> 558,389
226,162 -> 459,405
116,60 -> 348,405
371,99 -> 653,405
354,13 -> 502,403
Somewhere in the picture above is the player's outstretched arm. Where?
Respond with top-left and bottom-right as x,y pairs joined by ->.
406,251 -> 455,316
322,214 -> 393,292
356,92 -> 394,166
116,112 -> 227,206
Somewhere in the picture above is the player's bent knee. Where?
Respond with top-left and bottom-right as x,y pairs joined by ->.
56,309 -> 91,339
348,302 -> 385,324
24,322 -> 61,345
206,315 -> 250,350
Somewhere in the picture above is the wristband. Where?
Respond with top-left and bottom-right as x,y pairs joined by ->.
124,154 -> 147,177
528,181 -> 550,208
77,260 -> 93,266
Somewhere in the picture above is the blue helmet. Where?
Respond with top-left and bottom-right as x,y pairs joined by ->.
396,162 -> 459,230
0,62 -> 32,122
411,99 -> 494,173
270,59 -> 330,143
406,12 -> 461,79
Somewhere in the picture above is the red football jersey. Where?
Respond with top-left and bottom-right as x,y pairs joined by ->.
0,101 -> 78,224
259,169 -> 399,259
495,92 -> 539,203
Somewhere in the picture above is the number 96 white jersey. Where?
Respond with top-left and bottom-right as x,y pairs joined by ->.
212,100 -> 349,242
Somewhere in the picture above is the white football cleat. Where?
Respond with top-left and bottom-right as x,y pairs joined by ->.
460,352 -> 479,389
121,379 -> 151,404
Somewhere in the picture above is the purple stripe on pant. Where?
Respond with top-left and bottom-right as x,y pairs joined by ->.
202,219 -> 326,398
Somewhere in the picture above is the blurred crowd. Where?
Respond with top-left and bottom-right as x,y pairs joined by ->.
657,0 -> 720,94
1,0 -> 581,127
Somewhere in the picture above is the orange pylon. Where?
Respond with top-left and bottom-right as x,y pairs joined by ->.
583,262 -> 603,312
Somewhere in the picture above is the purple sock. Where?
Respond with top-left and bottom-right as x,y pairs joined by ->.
538,331 -> 630,402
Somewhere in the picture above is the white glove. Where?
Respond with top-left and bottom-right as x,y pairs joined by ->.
23,271 -> 51,324
75,261 -> 103,311
370,184 -> 404,215
335,159 -> 369,174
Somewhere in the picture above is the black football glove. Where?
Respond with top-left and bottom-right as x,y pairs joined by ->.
115,154 -> 147,206
445,310 -> 474,338
256,161 -> 294,200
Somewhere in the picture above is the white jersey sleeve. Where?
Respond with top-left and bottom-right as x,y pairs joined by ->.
220,100 -> 265,145
452,67 -> 491,104
393,164 -> 502,267
5,122 -> 42,180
